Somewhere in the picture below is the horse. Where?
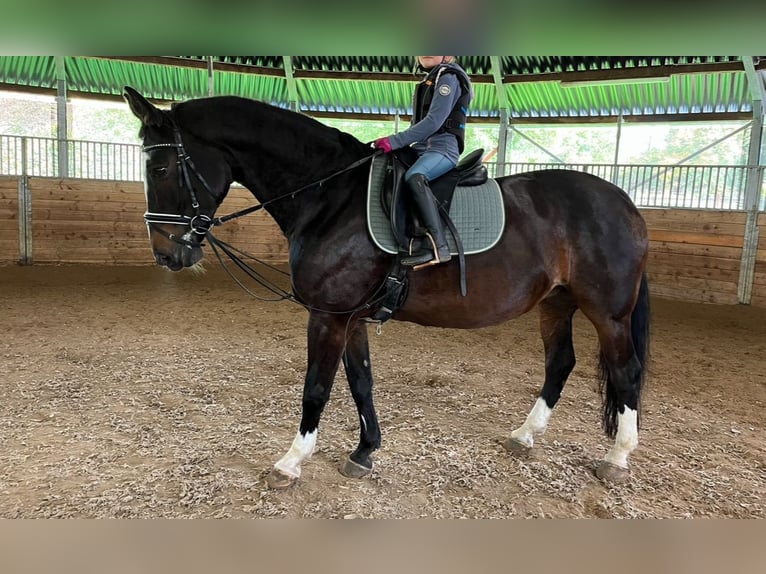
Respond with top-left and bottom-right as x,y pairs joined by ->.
123,86 -> 650,489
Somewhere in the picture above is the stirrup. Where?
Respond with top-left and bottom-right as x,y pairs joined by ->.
404,233 -> 451,270
401,249 -> 435,267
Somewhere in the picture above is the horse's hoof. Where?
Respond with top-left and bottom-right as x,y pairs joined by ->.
339,456 -> 373,479
595,461 -> 630,483
502,437 -> 531,457
266,468 -> 298,489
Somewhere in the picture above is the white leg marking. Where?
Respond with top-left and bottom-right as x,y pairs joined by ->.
510,397 -> 552,448
604,407 -> 638,469
274,430 -> 317,479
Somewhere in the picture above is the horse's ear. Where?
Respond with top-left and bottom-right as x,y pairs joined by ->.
123,86 -> 164,127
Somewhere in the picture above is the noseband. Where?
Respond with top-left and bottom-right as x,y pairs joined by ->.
142,128 -> 216,248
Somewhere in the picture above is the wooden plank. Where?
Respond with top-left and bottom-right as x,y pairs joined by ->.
30,202 -> 146,218
33,220 -> 149,232
647,261 -> 740,283
648,272 -> 737,295
650,283 -> 739,305
31,190 -> 146,204
30,177 -> 144,191
647,251 -> 742,271
648,229 -> 743,248
30,208 -> 146,222
647,258 -> 740,279
33,252 -> 154,264
649,241 -> 742,259
30,179 -> 146,196
640,208 -> 747,225
644,220 -> 746,235
753,260 -> 766,276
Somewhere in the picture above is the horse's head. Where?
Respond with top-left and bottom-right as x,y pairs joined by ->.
124,86 -> 232,271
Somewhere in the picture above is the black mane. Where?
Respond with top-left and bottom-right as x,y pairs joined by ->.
171,95 -> 370,161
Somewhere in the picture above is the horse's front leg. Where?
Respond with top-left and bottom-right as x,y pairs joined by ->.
338,321 -> 381,479
267,311 -> 347,489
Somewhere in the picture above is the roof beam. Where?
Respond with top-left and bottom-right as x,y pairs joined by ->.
93,56 -> 286,77
291,68 -> 495,84
502,61 -> 764,84
489,56 -> 509,111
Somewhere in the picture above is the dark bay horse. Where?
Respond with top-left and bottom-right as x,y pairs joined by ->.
124,86 -> 650,488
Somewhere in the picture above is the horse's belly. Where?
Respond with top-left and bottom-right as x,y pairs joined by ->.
394,296 -> 530,329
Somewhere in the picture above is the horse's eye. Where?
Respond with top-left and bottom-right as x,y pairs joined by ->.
150,166 -> 168,178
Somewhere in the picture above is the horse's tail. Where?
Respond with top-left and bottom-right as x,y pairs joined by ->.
598,272 -> 651,438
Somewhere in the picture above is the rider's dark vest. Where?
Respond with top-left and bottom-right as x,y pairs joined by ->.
412,65 -> 471,154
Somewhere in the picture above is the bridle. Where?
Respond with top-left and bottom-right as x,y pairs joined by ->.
142,128 -> 217,248
142,126 -> 376,249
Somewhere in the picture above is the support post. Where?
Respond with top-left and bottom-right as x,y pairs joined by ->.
738,56 -> 765,304
496,109 -> 509,177
490,56 -> 510,177
55,56 -> 68,179
612,113 -> 623,184
18,175 -> 32,265
207,56 -> 215,96
282,56 -> 299,112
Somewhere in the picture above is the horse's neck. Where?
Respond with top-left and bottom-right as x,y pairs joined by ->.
227,116 -> 365,235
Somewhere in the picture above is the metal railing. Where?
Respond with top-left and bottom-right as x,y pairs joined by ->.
0,134 -> 143,181
493,161 -> 761,211
1,134 -> 764,210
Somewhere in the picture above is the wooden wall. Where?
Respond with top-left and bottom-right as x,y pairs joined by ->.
15,177 -> 288,265
2,177 -> 766,308
0,176 -> 19,263
642,208 -> 745,305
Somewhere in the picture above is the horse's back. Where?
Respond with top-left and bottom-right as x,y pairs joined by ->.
500,169 -> 647,241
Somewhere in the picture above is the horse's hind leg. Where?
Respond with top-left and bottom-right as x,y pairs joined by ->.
505,290 -> 577,455
338,321 -> 381,478
590,315 -> 644,482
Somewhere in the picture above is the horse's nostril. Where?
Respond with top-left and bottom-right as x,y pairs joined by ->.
155,253 -> 172,266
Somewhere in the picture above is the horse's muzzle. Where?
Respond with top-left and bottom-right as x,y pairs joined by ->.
154,245 -> 203,271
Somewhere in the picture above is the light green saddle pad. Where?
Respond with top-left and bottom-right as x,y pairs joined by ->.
366,155 -> 505,255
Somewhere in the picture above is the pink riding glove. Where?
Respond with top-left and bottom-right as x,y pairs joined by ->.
373,137 -> 393,154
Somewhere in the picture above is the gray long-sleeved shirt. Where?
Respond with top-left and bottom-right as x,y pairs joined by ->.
388,65 -> 470,164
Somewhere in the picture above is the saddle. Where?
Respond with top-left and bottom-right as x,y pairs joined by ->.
366,148 -> 503,315
381,148 -> 488,252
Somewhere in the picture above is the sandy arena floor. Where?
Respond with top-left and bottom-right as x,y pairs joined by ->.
0,264 -> 764,518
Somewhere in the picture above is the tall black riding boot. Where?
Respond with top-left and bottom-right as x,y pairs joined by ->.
401,174 -> 452,267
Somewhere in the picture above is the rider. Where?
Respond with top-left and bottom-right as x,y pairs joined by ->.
373,56 -> 473,267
